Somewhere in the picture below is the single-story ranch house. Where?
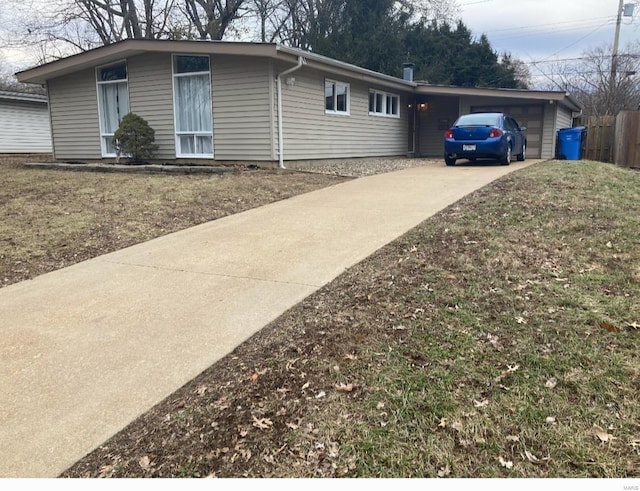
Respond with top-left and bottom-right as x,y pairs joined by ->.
0,90 -> 52,154
16,39 -> 581,166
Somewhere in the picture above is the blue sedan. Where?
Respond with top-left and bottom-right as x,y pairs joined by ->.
444,112 -> 527,166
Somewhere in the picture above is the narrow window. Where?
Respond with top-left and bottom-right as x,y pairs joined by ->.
325,79 -> 349,115
96,61 -> 130,157
173,55 -> 213,157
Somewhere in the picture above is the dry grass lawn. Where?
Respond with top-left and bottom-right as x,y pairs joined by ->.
0,156 -> 348,287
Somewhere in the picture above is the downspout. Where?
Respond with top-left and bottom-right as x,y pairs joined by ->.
276,55 -> 306,169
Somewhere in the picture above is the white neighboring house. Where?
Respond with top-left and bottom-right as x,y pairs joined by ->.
0,90 -> 52,154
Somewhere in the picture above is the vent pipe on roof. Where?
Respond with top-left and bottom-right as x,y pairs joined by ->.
403,63 -> 414,82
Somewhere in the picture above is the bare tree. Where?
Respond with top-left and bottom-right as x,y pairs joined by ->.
541,42 -> 640,116
181,0 -> 247,40
0,0 -> 232,62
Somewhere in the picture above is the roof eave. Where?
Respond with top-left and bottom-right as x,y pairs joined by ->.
16,39 -> 280,85
0,90 -> 48,103
415,84 -> 583,111
276,45 -> 416,91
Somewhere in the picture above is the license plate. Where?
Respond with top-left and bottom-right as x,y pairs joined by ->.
463,144 -> 476,151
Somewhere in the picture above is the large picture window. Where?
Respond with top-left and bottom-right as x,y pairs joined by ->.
96,61 -> 130,156
369,89 -> 400,118
325,79 -> 350,115
173,55 -> 213,157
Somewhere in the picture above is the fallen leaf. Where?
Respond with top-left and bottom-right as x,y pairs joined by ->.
524,450 -> 540,463
251,373 -> 259,382
438,418 -> 448,428
499,456 -> 513,469
335,383 -> 354,393
138,456 -> 151,470
592,424 -> 615,443
437,463 -> 451,477
506,435 -> 520,442
252,416 -> 273,430
301,382 -> 310,390
474,399 -> 489,408
546,416 -> 557,424
600,321 -> 621,333
606,241 -> 612,248
315,391 -> 326,399
545,377 -> 558,389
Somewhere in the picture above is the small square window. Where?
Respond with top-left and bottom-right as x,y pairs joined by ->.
325,79 -> 349,115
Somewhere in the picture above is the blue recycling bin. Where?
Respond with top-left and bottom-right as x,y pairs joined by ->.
557,127 -> 587,160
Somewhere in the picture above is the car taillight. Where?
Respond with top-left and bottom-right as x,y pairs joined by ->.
489,128 -> 503,138
445,129 -> 453,139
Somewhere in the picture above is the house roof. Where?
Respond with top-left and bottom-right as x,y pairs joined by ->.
0,89 -> 48,104
15,39 -> 416,92
16,39 -> 581,110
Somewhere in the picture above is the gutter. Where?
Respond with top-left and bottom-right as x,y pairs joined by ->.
275,54 -> 306,169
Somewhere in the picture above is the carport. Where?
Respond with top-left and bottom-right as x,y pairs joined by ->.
411,85 -> 582,160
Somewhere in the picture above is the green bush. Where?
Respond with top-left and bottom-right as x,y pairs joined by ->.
114,112 -> 159,163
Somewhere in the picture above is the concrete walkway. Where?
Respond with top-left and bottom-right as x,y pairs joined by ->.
0,160 -> 538,477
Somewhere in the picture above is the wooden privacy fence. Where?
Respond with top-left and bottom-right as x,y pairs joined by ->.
573,116 -> 616,163
613,111 -> 640,169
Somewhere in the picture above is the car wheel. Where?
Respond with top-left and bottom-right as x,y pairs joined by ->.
445,155 -> 456,166
501,145 -> 512,165
517,143 -> 526,161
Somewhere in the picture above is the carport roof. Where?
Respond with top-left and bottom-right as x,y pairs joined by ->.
415,84 -> 582,112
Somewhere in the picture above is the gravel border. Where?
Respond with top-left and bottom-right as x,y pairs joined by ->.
285,157 -> 443,177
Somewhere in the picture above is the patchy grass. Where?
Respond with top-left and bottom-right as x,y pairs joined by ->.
0,156 -> 348,287
61,160 -> 640,478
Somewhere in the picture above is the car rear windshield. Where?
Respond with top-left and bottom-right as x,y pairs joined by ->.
455,114 -> 501,127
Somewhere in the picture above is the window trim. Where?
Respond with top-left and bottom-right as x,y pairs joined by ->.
171,53 -> 214,159
369,89 -> 400,119
324,79 -> 350,116
95,60 -> 130,157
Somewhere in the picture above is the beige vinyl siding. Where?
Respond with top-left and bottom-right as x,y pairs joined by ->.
541,104 -> 559,159
48,68 -> 101,160
418,96 -> 459,157
0,100 -> 52,153
212,56 -> 273,161
277,66 -> 408,160
543,104 -> 574,159
128,53 -> 175,160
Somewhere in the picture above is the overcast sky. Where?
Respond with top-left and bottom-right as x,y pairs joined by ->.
1,0 -> 638,75
457,0 -> 638,63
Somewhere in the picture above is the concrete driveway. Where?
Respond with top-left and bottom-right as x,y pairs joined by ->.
0,160 -> 539,477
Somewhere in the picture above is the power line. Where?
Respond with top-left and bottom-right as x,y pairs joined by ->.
478,16 -> 615,35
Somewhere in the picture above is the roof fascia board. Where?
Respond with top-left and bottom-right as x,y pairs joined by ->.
276,45 -> 416,92
17,40 -> 279,84
417,85 -> 582,111
0,91 -> 48,103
